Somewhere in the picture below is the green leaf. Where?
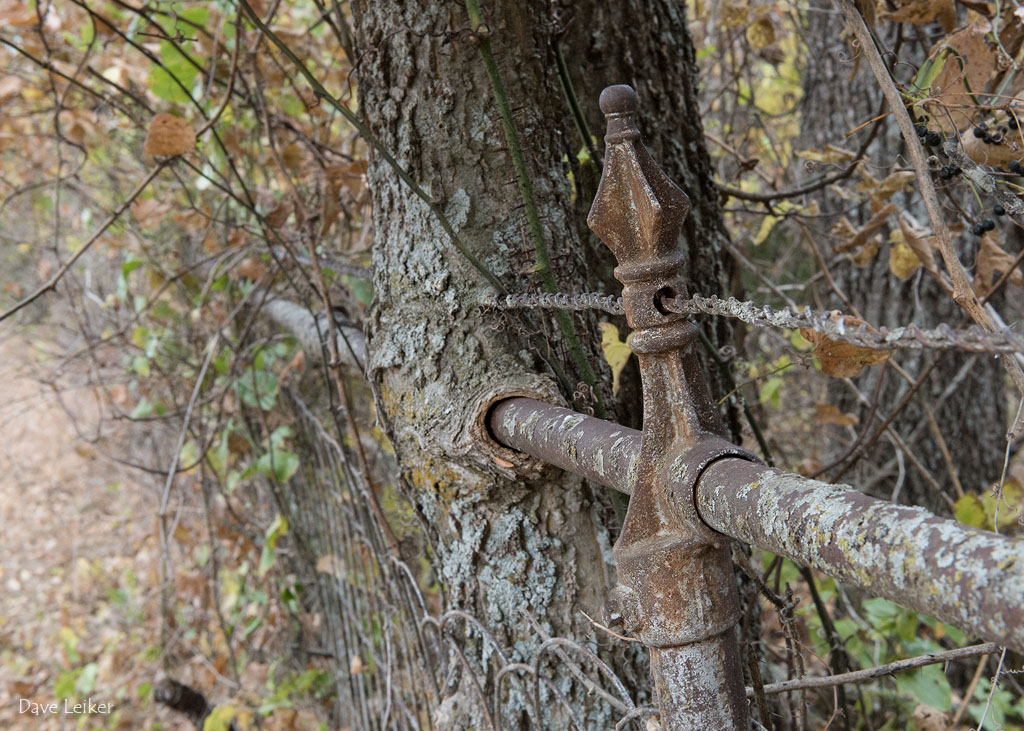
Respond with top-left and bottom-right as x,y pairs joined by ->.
234,370 -> 278,410
148,40 -> 199,104
340,273 -> 374,307
969,678 -> 1016,730
131,355 -> 151,378
54,669 -> 77,700
130,397 -> 154,419
75,663 -> 99,695
912,47 -> 950,95
256,447 -> 299,484
895,665 -> 951,712
258,514 -> 289,577
862,597 -> 918,642
122,257 -> 143,277
758,376 -> 783,409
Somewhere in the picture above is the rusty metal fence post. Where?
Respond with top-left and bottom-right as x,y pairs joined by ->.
484,84 -> 1024,729
585,84 -> 754,729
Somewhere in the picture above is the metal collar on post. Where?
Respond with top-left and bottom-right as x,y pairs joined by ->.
587,85 -> 753,730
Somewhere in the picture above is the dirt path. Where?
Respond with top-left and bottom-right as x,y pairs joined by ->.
0,333 -> 181,729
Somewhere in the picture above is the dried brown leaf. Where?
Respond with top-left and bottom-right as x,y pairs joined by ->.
797,145 -> 856,164
911,703 -> 954,731
881,0 -> 956,32
143,113 -> 195,157
852,236 -> 881,267
924,20 -> 998,129
265,199 -> 293,229
0,76 -> 22,102
280,142 -> 306,174
870,171 -> 916,199
0,3 -> 41,27
897,217 -> 936,272
236,257 -> 267,281
814,402 -> 859,427
833,203 -> 896,253
973,230 -> 1023,296
801,315 -> 891,378
130,198 -> 170,230
315,553 -> 345,578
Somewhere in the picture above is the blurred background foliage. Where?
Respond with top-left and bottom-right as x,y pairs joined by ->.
0,0 -> 1022,728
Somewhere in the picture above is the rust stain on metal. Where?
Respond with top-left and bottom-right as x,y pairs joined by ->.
587,84 -> 751,729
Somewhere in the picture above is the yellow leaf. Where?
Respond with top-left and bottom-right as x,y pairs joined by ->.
745,16 -> 775,49
985,478 -> 1023,531
203,705 -> 236,731
599,322 -> 632,396
889,241 -> 921,279
753,200 -> 798,245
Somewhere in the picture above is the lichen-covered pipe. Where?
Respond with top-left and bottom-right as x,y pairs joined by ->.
697,459 -> 1024,653
489,397 -> 639,494
489,397 -> 1024,654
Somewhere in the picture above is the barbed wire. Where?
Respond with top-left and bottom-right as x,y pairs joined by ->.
487,291 -> 626,315
484,291 -> 1024,355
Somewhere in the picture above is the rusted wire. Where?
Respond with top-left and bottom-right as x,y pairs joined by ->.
484,290 -> 1024,355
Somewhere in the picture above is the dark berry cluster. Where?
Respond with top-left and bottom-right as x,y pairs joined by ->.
974,123 -> 1007,145
914,120 -> 942,147
1009,160 -> 1023,174
938,165 -> 961,180
994,204 -> 1006,216
971,218 -> 996,236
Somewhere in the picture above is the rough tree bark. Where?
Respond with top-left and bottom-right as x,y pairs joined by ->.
349,0 -> 734,724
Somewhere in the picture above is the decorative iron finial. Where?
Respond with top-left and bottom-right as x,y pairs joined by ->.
587,85 -> 691,330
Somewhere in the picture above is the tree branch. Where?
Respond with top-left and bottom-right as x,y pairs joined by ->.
836,0 -> 1024,398
748,642 -> 1000,697
0,161 -> 168,324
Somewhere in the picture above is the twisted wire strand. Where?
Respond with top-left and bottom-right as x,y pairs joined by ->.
484,290 -> 1024,355
485,291 -> 625,315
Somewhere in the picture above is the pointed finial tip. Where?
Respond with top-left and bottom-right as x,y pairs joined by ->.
599,85 -> 637,116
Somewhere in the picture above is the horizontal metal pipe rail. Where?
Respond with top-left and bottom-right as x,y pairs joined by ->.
490,396 -> 1024,654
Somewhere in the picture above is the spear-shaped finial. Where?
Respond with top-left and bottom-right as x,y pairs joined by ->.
587,85 -> 691,330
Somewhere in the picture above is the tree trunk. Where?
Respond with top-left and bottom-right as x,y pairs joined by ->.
349,0 -> 733,724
